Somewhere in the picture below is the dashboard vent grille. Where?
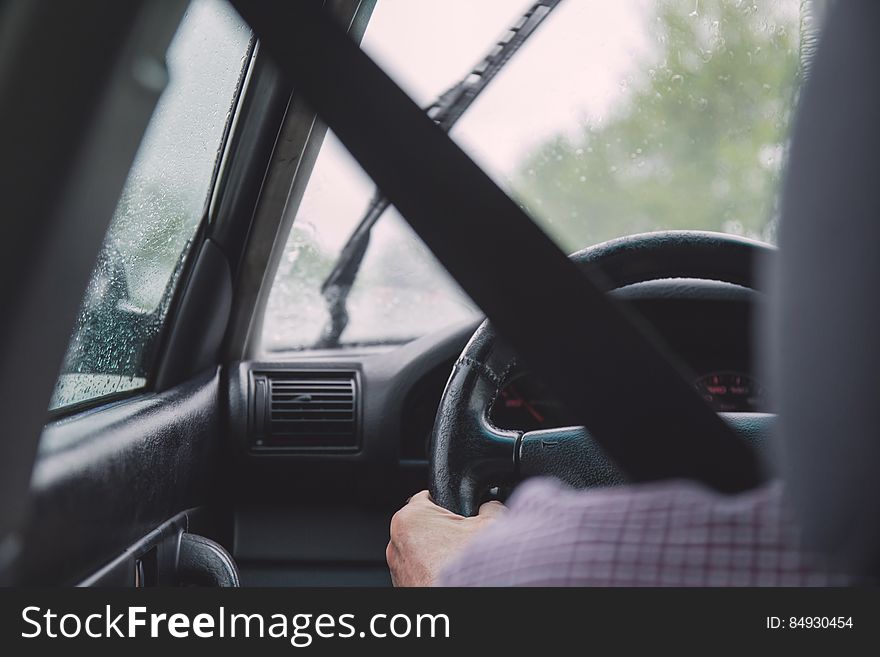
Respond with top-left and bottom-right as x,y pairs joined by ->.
251,370 -> 359,451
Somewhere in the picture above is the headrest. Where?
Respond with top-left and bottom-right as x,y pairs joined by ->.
770,0 -> 880,577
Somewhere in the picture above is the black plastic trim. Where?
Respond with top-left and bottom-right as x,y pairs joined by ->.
208,49 -> 289,281
20,369 -> 223,585
152,239 -> 234,390
148,41 -> 277,394
248,368 -> 362,454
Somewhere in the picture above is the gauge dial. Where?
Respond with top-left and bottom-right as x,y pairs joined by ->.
694,371 -> 766,412
492,373 -> 570,431
493,369 -> 767,431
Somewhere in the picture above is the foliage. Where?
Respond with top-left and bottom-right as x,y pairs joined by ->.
511,0 -> 800,252
264,0 -> 803,348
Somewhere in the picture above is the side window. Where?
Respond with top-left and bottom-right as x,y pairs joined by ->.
50,0 -> 251,411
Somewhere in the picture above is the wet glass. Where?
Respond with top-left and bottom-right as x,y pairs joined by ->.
50,0 -> 251,410
262,0 -> 804,352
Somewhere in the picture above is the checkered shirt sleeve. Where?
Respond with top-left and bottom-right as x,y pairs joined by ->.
438,478 -> 849,586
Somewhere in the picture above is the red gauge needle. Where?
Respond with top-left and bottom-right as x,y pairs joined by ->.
508,384 -> 545,423
523,400 -> 545,423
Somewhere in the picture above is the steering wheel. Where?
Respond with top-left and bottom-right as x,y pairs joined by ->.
429,230 -> 775,516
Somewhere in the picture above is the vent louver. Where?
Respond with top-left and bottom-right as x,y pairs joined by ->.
251,370 -> 359,451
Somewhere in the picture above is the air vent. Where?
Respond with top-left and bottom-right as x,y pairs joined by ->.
250,370 -> 359,451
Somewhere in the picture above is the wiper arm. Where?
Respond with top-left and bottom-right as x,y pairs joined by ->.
314,0 -> 565,348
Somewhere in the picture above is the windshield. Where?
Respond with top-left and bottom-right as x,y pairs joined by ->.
262,0 -> 804,352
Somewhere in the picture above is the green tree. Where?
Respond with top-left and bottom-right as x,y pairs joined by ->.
513,0 -> 800,252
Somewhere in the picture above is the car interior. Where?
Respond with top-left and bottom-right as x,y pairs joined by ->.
1,0 -> 877,587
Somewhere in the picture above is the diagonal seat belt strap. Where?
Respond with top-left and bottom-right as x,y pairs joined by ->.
231,0 -> 762,492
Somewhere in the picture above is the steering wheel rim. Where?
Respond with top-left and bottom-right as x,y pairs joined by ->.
429,230 -> 775,516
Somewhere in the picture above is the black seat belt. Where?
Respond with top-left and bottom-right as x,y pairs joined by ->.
231,0 -> 762,492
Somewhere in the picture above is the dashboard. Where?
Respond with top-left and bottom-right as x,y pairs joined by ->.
488,279 -> 767,431
228,278 -> 765,585
235,277 -> 765,475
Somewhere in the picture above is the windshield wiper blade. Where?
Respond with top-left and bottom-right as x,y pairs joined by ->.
313,0 -> 565,348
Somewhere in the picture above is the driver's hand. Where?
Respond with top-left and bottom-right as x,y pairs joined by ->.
387,490 -> 505,587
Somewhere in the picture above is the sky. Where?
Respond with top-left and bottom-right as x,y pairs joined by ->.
293,0 -> 657,253
126,0 -> 799,262
258,0 -> 802,347
367,0 -> 654,171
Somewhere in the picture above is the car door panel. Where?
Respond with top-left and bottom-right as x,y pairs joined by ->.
20,369 -> 222,585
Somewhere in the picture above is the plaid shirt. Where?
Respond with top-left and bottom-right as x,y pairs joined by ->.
439,478 -> 849,586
